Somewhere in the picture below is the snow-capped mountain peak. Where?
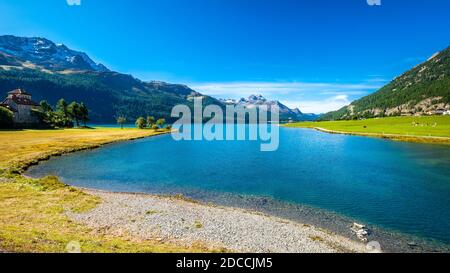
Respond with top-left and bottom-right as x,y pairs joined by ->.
0,35 -> 109,72
219,94 -> 318,121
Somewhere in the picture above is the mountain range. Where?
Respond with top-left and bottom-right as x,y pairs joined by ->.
0,36 -> 109,72
321,46 -> 450,120
0,35 -> 225,123
0,35 -> 315,123
219,95 -> 318,121
5,35 -> 444,123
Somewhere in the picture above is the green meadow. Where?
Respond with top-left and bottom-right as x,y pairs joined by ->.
285,116 -> 450,144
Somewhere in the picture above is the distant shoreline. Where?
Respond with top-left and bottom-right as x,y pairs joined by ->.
284,116 -> 450,145
312,126 -> 450,145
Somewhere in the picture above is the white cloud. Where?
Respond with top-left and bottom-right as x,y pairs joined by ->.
189,81 -> 380,98
365,77 -> 388,83
66,0 -> 81,6
189,81 -> 381,114
283,95 -> 351,114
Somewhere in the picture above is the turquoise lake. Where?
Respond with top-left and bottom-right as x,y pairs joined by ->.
27,127 -> 450,246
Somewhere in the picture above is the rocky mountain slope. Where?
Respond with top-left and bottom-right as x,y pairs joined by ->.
321,46 -> 450,120
0,35 -> 109,72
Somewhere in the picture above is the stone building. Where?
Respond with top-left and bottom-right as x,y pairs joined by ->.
0,88 -> 41,125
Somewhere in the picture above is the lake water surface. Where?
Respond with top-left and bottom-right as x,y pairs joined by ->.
27,127 -> 450,247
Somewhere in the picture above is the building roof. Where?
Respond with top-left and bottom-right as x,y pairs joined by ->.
11,96 -> 40,106
3,88 -> 40,107
1,96 -> 40,107
8,88 -> 31,96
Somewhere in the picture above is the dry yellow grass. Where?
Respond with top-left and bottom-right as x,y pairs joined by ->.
0,128 -> 168,173
0,128 -> 217,253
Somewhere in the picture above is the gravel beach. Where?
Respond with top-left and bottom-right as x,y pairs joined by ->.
69,190 -> 369,253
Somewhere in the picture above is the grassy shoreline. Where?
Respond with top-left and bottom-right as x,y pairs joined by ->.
0,127 -> 367,253
0,128 -> 169,174
285,116 -> 450,145
0,128 -> 217,253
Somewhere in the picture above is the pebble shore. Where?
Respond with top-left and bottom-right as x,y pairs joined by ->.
69,190 -> 368,253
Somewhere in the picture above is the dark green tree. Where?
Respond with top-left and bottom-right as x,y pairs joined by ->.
147,116 -> 155,128
0,106 -> 14,129
117,116 -> 127,129
56,99 -> 69,117
35,100 -> 55,125
55,98 -> 72,127
68,102 -> 82,127
156,118 -> 166,129
40,100 -> 53,113
135,117 -> 146,129
79,102 -> 89,127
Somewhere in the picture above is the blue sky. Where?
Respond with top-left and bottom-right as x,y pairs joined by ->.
1,0 -> 449,113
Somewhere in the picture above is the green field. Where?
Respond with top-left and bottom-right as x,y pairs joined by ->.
285,116 -> 450,143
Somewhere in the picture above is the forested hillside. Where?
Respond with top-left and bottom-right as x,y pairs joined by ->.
321,46 -> 450,120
